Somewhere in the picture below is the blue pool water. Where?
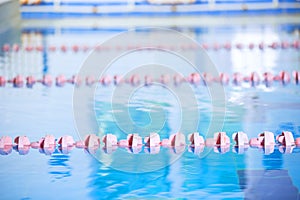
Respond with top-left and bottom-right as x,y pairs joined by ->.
1,21 -> 300,199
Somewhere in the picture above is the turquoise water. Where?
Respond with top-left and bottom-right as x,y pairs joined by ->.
0,23 -> 300,199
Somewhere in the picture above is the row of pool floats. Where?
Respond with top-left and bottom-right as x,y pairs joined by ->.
0,71 -> 299,88
2,41 -> 300,53
0,131 -> 299,156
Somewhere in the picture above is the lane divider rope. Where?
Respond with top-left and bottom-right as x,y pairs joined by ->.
1,41 -> 300,53
0,71 -> 299,88
1,131 -> 299,156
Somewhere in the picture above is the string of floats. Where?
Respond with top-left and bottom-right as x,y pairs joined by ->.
1,40 -> 300,53
0,71 -> 299,88
0,131 -> 299,156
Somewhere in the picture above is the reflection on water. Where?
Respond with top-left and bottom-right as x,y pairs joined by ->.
94,83 -> 216,138
87,157 -> 172,199
263,149 -> 283,170
48,150 -> 72,181
87,148 -> 249,199
238,169 -> 299,200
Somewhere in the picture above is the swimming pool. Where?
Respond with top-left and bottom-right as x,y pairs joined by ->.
1,18 -> 300,199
